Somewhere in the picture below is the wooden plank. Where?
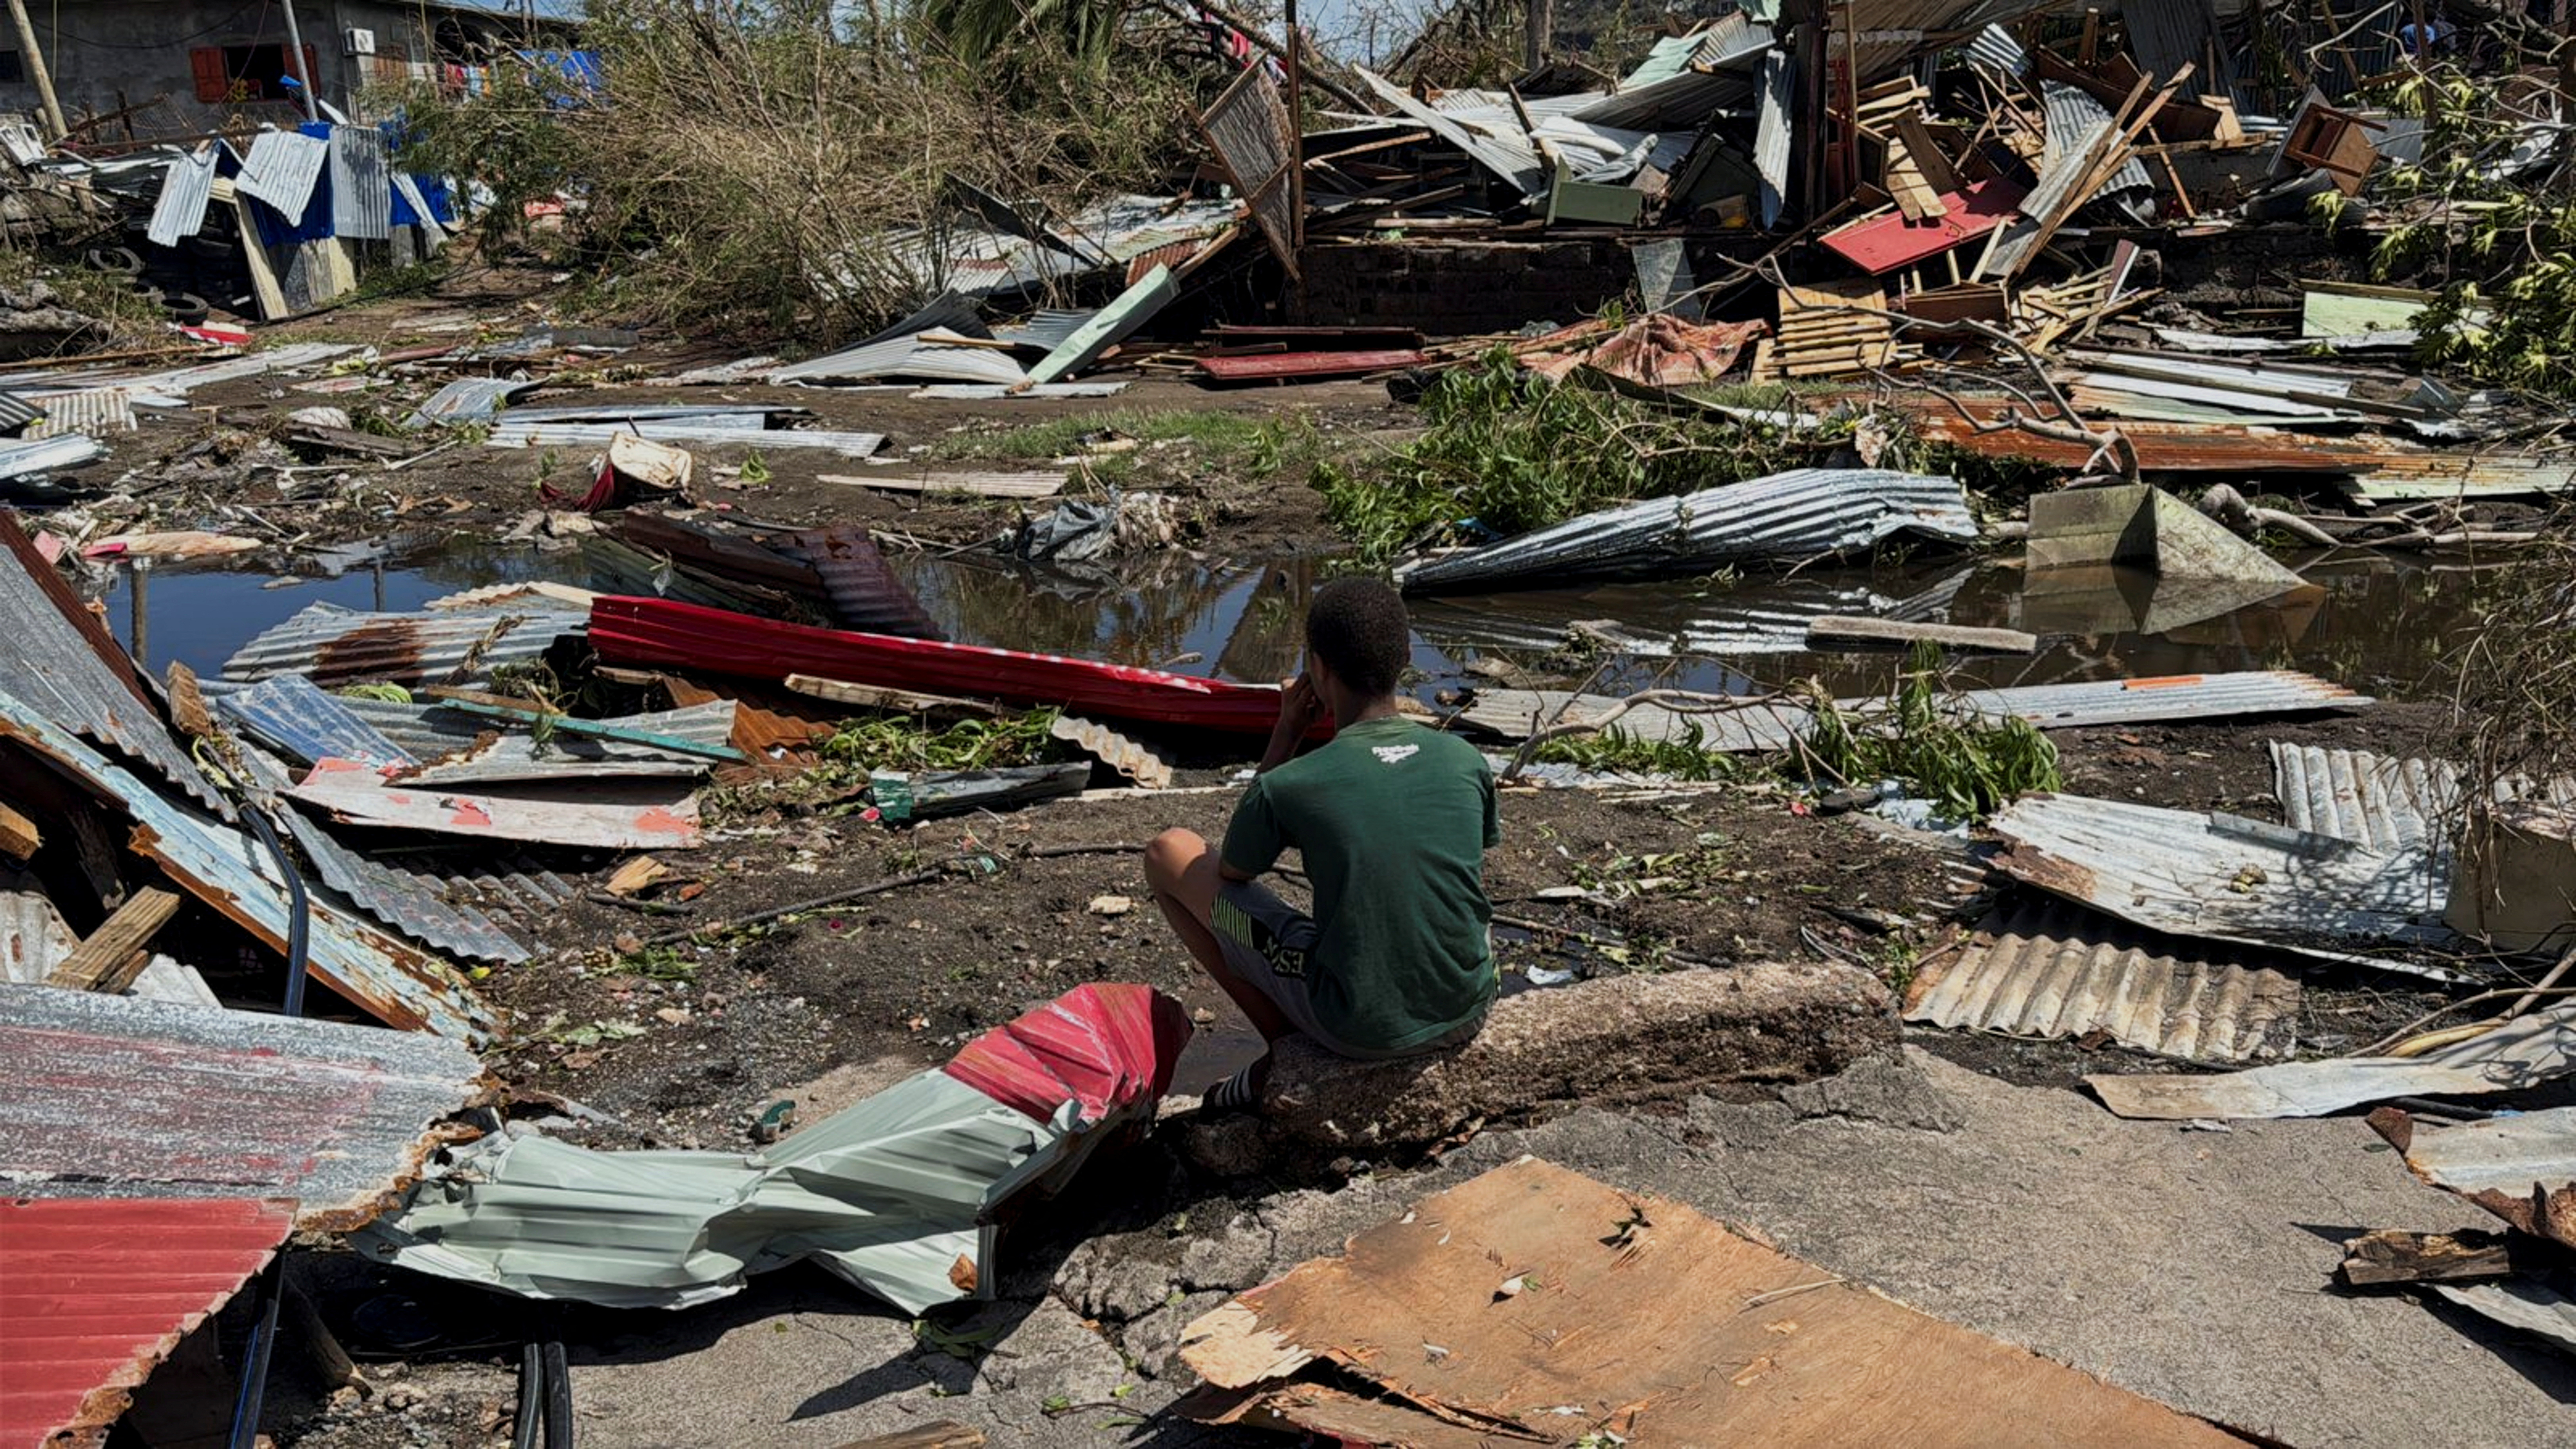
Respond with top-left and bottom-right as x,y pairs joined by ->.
0,800 -> 37,862
1806,616 -> 2040,654
1181,1159 -> 2246,1446
231,191 -> 287,321
815,470 -> 1066,500
833,1424 -> 986,1449
2340,1228 -> 2519,1285
784,674 -> 1003,717
45,887 -> 181,992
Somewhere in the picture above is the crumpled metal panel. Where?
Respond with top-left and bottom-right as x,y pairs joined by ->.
0,433 -> 105,478
406,377 -> 538,428
1050,713 -> 1172,788
990,308 -> 1093,351
120,343 -> 361,401
0,987 -> 485,1224
2043,82 -> 2153,222
770,528 -> 949,640
0,1197 -> 295,1449
357,984 -> 1189,1316
2375,1104 -> 2576,1249
2433,1280 -> 2576,1355
1754,50 -> 1795,229
772,333 -> 1028,385
1359,67 -> 1544,196
0,511 -> 226,811
1991,793 -> 2462,980
327,124 -> 392,241
1457,670 -> 2369,750
215,671 -> 421,770
0,685 -> 493,1039
145,143 -> 218,247
2087,1004 -> 2576,1120
22,387 -> 137,438
0,386 -> 39,434
486,421 -> 887,458
1968,22 -> 2029,75
1395,469 -> 1977,593
504,404 -> 791,427
220,601 -> 587,688
1905,899 -> 2301,1062
390,700 -> 741,784
235,129 -> 329,218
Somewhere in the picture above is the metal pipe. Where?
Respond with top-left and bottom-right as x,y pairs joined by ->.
3,0 -> 66,140
278,0 -> 322,122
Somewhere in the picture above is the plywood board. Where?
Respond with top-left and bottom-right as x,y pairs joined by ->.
1181,1157 -> 2244,1446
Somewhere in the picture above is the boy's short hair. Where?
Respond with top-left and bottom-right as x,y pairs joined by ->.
1307,577 -> 1410,697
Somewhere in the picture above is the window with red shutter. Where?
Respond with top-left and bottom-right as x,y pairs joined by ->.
190,47 -> 229,103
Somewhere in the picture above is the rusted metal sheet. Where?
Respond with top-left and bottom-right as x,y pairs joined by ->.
214,671 -> 421,770
658,674 -> 839,756
0,509 -> 228,812
333,696 -> 735,781
0,1197 -> 295,1449
1180,1158 -> 2246,1446
1906,899 -> 2300,1062
1050,714 -> 1172,788
770,528 -> 949,641
0,986 -> 486,1226
1198,348 -> 1432,383
406,377 -> 538,427
289,758 -> 703,851
2088,1004 -> 2576,1120
220,601 -> 587,688
0,685 -> 495,1039
2370,1105 -> 2576,1250
1990,793 -> 2461,981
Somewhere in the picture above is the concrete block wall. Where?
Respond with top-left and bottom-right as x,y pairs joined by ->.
1291,238 -> 1633,334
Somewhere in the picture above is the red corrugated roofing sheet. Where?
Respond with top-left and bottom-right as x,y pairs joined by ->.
587,596 -> 1291,734
1196,348 -> 1428,382
1,1196 -> 294,1449
1821,177 -> 2028,274
943,983 -> 1191,1124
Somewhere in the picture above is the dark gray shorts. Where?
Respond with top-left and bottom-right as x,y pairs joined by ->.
1208,879 -> 1483,1061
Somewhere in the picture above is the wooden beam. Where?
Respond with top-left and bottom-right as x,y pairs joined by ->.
784,674 -> 1004,717
46,887 -> 181,993
0,800 -> 37,862
2340,1229 -> 2520,1285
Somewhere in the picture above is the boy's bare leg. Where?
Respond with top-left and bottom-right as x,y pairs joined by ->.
1142,828 -> 1293,1042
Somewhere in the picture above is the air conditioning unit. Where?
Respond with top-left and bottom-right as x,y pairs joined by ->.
345,28 -> 376,55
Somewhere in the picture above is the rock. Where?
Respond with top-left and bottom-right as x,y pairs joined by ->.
1778,1050 -> 1963,1132
1054,1243 -> 1174,1323
1118,1291 -> 1227,1379
1177,1215 -> 1273,1293
972,1298 -> 1127,1403
1255,962 -> 1897,1157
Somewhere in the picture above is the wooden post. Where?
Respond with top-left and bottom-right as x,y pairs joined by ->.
4,0 -> 68,140
1526,0 -> 1555,71
1285,0 -> 1305,257
0,800 -> 37,862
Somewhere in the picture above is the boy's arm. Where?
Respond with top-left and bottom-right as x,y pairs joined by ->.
1220,778 -> 1286,882
1257,675 -> 1325,775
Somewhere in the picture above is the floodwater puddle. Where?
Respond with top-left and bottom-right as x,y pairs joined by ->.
103,534 -> 2496,706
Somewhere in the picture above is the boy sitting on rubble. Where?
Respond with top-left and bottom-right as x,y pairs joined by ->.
1143,577 -> 1499,1110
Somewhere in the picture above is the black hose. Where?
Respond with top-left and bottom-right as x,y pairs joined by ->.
541,1340 -> 573,1449
242,805 -> 310,1019
223,1258 -> 286,1449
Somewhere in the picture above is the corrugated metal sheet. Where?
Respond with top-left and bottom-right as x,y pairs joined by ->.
0,514 -> 227,811
772,334 -> 1027,385
234,129 -> 330,218
0,432 -> 105,478
2043,82 -> 2153,221
2273,741 -> 2452,853
406,377 -> 538,427
0,685 -> 494,1038
220,601 -> 587,688
2125,0 -> 2239,105
911,382 -> 1125,400
486,421 -> 887,458
2434,1280 -> 2576,1355
990,308 -> 1094,351
1359,67 -> 1546,196
1991,793 -> 2463,980
0,986 -> 485,1223
770,529 -> 948,640
0,386 -> 37,435
1050,713 -> 1172,788
1755,50 -> 1795,229
328,124 -> 392,241
397,700 -> 741,784
215,671 -> 421,770
357,983 -> 1185,1316
145,143 -> 218,247
505,404 -> 792,428
22,387 -> 137,438
421,582 -> 599,612
1459,670 -> 2369,750
1396,469 -> 1977,592
2087,1003 -> 2576,1119
1969,22 -> 2029,74
1905,898 -> 2300,1062
2383,1105 -> 2575,1249
1025,265 -> 1179,386
121,343 -> 359,401
0,1197 -> 295,1449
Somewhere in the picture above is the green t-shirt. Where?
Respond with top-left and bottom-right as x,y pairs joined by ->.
1221,715 -> 1501,1051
